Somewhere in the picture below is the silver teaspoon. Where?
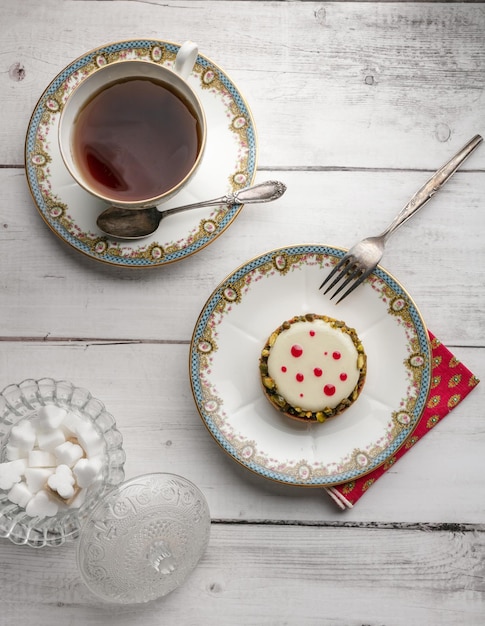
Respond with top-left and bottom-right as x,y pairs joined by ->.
96,180 -> 287,239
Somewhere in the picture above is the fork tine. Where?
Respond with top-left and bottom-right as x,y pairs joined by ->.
334,267 -> 374,304
329,265 -> 363,300
323,260 -> 358,295
319,255 -> 352,290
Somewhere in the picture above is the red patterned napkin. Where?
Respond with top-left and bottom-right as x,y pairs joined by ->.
325,332 -> 480,509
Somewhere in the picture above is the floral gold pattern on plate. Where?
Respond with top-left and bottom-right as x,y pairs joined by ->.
189,245 -> 431,487
25,40 -> 257,267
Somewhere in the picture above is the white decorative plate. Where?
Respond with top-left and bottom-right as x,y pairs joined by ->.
25,39 -> 257,267
190,245 -> 431,486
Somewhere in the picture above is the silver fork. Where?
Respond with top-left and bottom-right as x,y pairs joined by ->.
320,134 -> 483,303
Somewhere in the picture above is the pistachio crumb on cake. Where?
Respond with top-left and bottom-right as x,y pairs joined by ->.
259,313 -> 366,423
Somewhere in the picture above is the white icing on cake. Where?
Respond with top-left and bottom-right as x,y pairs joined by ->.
267,318 -> 360,411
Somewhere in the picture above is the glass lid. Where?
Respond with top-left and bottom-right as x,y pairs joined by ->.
77,473 -> 211,604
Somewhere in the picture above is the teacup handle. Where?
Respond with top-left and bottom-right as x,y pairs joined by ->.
174,41 -> 198,80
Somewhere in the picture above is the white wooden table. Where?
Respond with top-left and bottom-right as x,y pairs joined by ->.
1,1 -> 484,624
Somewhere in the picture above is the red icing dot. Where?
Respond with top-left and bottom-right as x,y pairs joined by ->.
313,368 -> 323,377
291,344 -> 303,358
324,384 -> 336,396
296,373 -> 304,382
324,351 -> 328,356
281,366 -> 287,373
309,330 -> 315,337
300,393 -> 304,398
332,351 -> 341,360
340,372 -> 347,381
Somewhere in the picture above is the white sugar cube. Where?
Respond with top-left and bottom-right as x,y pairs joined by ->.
9,421 -> 36,450
28,449 -> 56,468
8,482 -> 33,508
25,489 -> 59,518
61,411 -> 86,437
69,487 -> 87,509
47,464 -> 75,499
54,441 -> 84,467
76,424 -> 103,457
36,428 -> 65,452
0,459 -> 28,490
37,405 -> 68,431
24,467 -> 54,493
73,457 -> 102,488
5,444 -> 28,461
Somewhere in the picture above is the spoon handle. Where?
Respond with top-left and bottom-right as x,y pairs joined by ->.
229,180 -> 287,204
160,180 -> 287,217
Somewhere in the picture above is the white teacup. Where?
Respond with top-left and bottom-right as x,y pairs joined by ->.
59,41 -> 206,209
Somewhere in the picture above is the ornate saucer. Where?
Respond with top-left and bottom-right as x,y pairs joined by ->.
190,245 -> 431,487
25,40 -> 257,268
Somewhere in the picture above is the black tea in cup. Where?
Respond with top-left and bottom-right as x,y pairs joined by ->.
72,77 -> 203,203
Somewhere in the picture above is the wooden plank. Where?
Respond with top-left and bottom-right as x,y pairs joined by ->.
2,168 -> 483,346
0,341 -> 482,523
0,524 -> 483,624
1,1 -> 484,168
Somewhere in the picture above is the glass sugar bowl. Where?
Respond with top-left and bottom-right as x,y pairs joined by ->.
0,378 -> 126,548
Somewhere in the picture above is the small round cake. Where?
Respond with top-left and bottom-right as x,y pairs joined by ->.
259,313 -> 366,423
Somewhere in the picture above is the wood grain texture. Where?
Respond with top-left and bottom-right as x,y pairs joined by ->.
1,1 -> 484,622
2,168 -> 484,345
0,341 -> 482,524
1,2 -> 484,168
0,525 -> 484,625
